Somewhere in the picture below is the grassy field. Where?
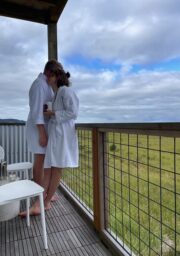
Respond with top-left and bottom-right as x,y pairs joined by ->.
62,131 -> 180,256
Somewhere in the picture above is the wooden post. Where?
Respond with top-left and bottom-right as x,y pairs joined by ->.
92,128 -> 105,231
47,23 -> 57,60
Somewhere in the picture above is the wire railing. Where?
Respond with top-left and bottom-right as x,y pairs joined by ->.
103,131 -> 179,255
1,122 -> 180,256
62,128 -> 93,216
61,123 -> 180,256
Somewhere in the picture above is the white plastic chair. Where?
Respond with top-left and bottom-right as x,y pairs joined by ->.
0,145 -> 33,179
0,179 -> 48,249
7,162 -> 33,179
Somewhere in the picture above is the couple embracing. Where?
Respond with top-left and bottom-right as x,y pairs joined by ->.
20,60 -> 79,216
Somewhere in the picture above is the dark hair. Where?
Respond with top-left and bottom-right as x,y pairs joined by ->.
44,59 -> 63,76
57,70 -> 71,88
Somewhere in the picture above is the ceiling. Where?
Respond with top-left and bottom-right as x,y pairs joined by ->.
0,0 -> 68,24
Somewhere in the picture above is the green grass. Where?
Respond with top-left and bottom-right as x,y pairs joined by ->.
62,131 -> 180,255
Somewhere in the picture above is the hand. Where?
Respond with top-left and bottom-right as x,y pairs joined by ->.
37,124 -> 48,147
44,110 -> 55,117
39,132 -> 48,147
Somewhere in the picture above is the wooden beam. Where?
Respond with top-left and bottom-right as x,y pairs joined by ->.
0,2 -> 47,24
48,0 -> 68,22
39,0 -> 57,4
48,22 -> 57,60
0,1 -> 68,24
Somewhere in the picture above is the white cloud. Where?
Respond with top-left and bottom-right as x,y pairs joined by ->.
69,66 -> 180,123
0,1 -> 180,123
59,0 -> 180,64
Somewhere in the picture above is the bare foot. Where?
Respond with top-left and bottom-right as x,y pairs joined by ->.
51,194 -> 59,202
19,205 -> 41,217
45,202 -> 52,211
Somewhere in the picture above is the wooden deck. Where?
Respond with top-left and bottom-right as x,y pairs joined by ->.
0,189 -> 113,256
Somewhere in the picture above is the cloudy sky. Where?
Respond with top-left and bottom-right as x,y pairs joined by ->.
0,0 -> 180,123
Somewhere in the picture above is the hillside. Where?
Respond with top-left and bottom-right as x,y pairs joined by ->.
0,119 -> 25,124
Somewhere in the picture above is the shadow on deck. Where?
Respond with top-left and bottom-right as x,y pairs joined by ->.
0,188 -> 113,256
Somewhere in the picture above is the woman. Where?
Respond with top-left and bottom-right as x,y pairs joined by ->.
43,69 -> 79,210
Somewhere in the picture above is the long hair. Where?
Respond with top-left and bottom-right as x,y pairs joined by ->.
57,70 -> 71,88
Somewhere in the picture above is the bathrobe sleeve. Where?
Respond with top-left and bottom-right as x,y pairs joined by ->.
30,82 -> 45,124
54,87 -> 79,123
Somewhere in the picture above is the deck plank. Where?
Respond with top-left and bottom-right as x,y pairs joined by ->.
0,189 -> 113,256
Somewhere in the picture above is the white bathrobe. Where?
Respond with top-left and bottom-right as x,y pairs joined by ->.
44,85 -> 79,168
26,73 -> 54,154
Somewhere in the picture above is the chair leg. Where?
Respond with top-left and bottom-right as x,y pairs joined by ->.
25,169 -> 28,179
26,198 -> 30,227
19,171 -> 22,179
31,168 -> 33,179
39,193 -> 48,249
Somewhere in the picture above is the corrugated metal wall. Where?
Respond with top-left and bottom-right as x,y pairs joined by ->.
0,124 -> 33,164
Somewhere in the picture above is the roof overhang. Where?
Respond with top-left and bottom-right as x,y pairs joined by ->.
0,0 -> 68,24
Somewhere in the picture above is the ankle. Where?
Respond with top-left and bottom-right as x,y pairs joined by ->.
44,199 -> 50,206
